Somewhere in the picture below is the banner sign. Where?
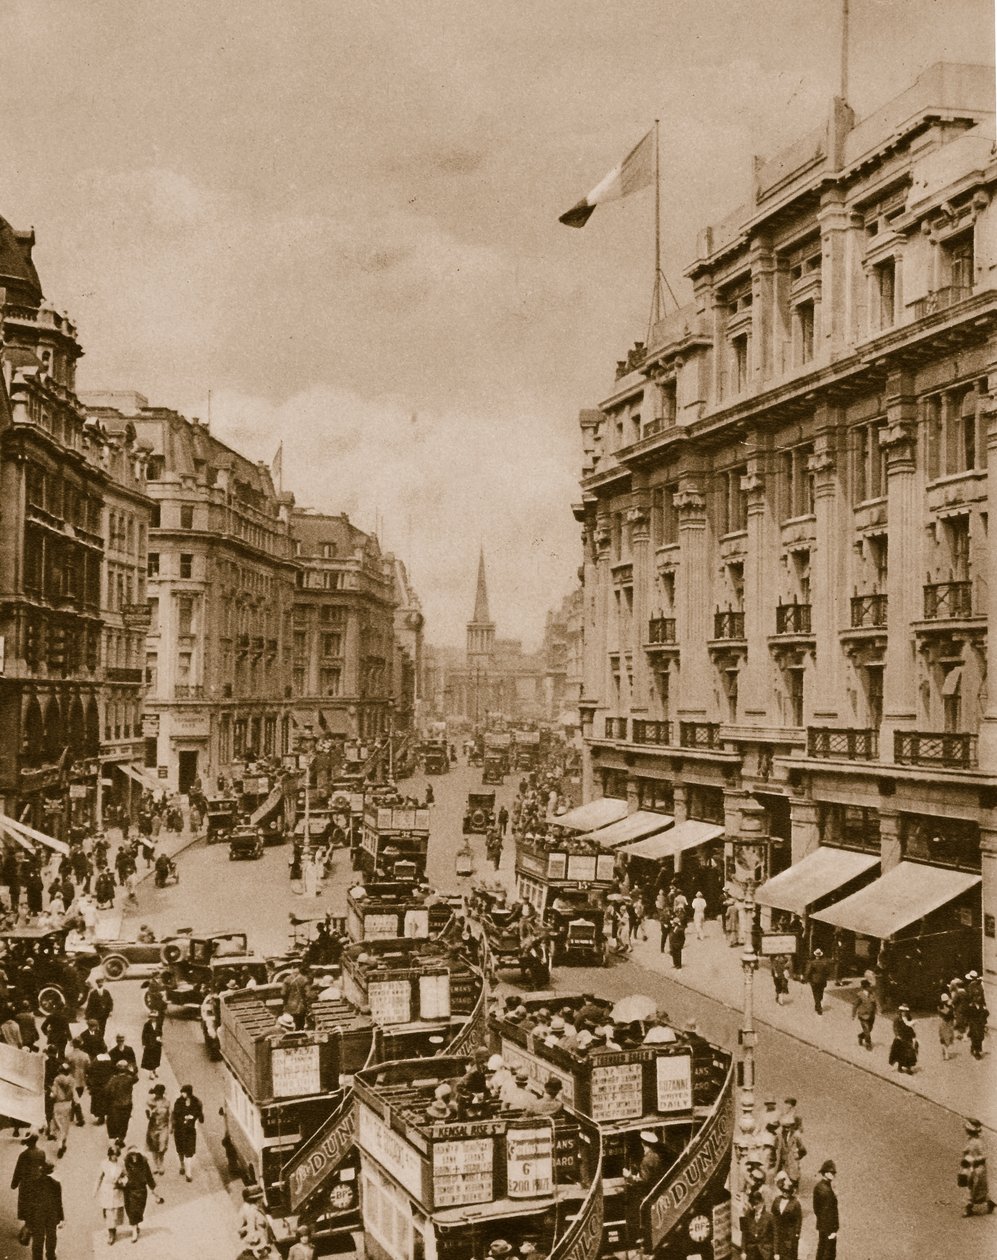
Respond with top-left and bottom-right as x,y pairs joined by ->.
506,1124 -> 553,1198
285,1092 -> 355,1212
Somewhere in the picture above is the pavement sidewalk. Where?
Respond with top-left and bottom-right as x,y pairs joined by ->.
627,918 -> 997,1133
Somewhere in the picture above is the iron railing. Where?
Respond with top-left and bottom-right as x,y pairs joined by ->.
923,581 -> 973,620
776,602 -> 812,634
633,720 -> 672,746
679,721 -> 721,750
894,730 -> 977,769
714,610 -> 745,639
807,727 -> 879,761
908,285 -> 972,320
850,593 -> 887,628
648,617 -> 677,644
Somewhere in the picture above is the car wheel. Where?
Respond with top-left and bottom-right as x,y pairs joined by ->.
37,986 -> 65,1016
161,942 -> 184,965
102,956 -> 128,981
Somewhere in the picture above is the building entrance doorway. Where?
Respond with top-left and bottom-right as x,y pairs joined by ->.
177,749 -> 199,796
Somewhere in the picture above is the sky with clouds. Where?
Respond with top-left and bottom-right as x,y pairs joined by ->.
0,0 -> 992,645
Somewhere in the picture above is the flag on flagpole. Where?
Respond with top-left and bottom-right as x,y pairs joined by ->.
559,128 -> 655,228
271,442 -> 283,493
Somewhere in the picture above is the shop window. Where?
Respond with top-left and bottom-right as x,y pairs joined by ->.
602,769 -> 628,800
637,777 -> 674,813
687,784 -> 725,824
900,813 -> 980,872
818,803 -> 881,853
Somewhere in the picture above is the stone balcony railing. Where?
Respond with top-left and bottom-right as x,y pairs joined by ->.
923,581 -> 973,620
679,721 -> 721,750
604,716 -> 628,740
632,719 -> 672,746
714,610 -> 745,639
807,726 -> 879,761
908,285 -> 973,321
648,616 -> 677,645
894,730 -> 977,769
850,593 -> 887,628
775,602 -> 812,635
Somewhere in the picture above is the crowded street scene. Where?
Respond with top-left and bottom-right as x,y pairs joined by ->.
0,2 -> 995,1258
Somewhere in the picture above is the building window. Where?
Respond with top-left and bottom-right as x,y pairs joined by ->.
874,257 -> 897,329
637,777 -> 674,813
732,334 -> 750,393
179,554 -> 193,579
601,769 -> 628,800
320,667 -> 342,696
942,665 -> 963,732
719,465 -> 748,534
177,596 -> 195,637
321,542 -> 336,558
943,515 -> 971,581
785,667 -> 805,727
854,421 -> 886,502
322,632 -> 342,657
864,665 -> 884,728
293,665 -> 306,693
180,504 -> 194,529
900,813 -> 980,872
943,228 -> 974,295
722,667 -> 739,723
658,379 -> 677,429
293,630 -> 306,657
795,300 -> 815,363
147,552 -> 159,577
782,445 -> 815,519
687,784 -> 725,824
818,803 -> 880,853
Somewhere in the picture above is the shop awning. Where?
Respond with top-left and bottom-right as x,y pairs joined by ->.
620,820 -> 724,860
0,812 -> 70,856
588,810 -> 674,849
755,847 -> 880,916
551,798 -> 629,832
811,861 -> 981,940
120,763 -> 162,794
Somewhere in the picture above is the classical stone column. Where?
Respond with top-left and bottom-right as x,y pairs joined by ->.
879,373 -> 920,762
738,440 -> 777,724
628,493 -> 651,714
674,481 -> 711,721
749,236 -> 776,384
808,415 -> 845,721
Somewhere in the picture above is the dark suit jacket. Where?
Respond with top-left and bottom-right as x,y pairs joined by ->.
23,1174 -> 63,1228
740,1207 -> 775,1260
772,1195 -> 803,1251
813,1178 -> 839,1234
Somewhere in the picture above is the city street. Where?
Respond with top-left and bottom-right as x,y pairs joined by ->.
114,764 -> 992,1260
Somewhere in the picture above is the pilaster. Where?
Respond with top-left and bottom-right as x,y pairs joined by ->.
738,438 -> 776,722
879,372 -> 920,762
808,414 -> 844,720
749,236 -> 776,384
674,481 -> 711,720
673,782 -> 688,825
789,796 -> 820,865
629,493 -> 651,712
878,807 -> 902,873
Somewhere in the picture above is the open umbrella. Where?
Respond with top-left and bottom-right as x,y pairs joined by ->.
611,994 -> 657,1023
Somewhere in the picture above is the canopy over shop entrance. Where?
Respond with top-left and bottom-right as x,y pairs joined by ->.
620,820 -> 724,860
811,861 -> 980,939
552,798 -> 628,832
755,847 -> 879,916
588,810 -> 674,849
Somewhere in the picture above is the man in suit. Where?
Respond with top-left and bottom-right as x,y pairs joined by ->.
804,950 -> 831,1015
812,1160 -> 839,1260
22,1158 -> 63,1260
740,1190 -> 775,1260
84,977 -> 114,1038
771,1170 -> 802,1260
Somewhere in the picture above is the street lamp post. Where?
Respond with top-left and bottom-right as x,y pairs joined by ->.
730,819 -> 772,1231
297,724 -> 317,874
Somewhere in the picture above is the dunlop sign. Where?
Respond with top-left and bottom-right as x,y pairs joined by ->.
286,1096 -> 356,1212
552,1179 -> 604,1260
644,1070 -> 734,1249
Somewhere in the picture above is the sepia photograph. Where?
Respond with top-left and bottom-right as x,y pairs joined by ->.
0,1 -> 994,1257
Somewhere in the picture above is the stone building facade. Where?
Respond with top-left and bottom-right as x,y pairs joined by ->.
0,220 -> 106,838
575,64 -> 997,994
289,510 -> 396,746
82,393 -> 297,794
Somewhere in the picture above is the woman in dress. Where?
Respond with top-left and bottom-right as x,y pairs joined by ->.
140,1014 -> 163,1079
888,1003 -> 919,1073
960,1118 -> 995,1216
145,1083 -> 171,1175
938,990 -> 956,1060
94,1143 -> 126,1245
171,1084 -> 204,1181
123,1146 -> 162,1242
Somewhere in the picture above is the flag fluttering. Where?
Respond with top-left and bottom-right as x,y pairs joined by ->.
559,128 -> 655,228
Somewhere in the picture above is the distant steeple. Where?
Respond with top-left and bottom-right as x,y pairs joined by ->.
472,547 -> 491,624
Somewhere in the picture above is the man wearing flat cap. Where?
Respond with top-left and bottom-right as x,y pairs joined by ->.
812,1160 -> 839,1260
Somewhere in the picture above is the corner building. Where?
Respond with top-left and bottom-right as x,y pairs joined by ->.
576,64 -> 997,998
82,394 -> 297,793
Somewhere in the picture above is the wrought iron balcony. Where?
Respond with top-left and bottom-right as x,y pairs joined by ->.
807,727 -> 879,761
894,730 -> 977,769
923,581 -> 972,620
908,285 -> 972,321
604,717 -> 628,740
174,684 -> 205,700
776,602 -> 812,635
633,719 -> 672,746
648,617 -> 677,645
679,721 -> 721,750
714,610 -> 745,640
850,593 -> 887,628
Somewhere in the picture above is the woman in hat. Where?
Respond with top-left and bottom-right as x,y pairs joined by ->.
171,1084 -> 204,1181
122,1145 -> 163,1242
145,1082 -> 171,1175
938,990 -> 956,1060
94,1143 -> 126,1245
888,1004 -> 918,1073
959,1119 -> 994,1216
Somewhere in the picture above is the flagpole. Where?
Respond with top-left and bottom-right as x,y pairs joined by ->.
654,117 -> 661,325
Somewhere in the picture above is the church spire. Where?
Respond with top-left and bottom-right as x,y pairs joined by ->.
471,547 -> 491,624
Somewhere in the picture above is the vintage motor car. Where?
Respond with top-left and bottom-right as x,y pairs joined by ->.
160,932 -> 269,1013
422,741 -> 450,774
205,796 -> 239,845
0,928 -> 97,1015
228,823 -> 265,860
462,791 -> 496,835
